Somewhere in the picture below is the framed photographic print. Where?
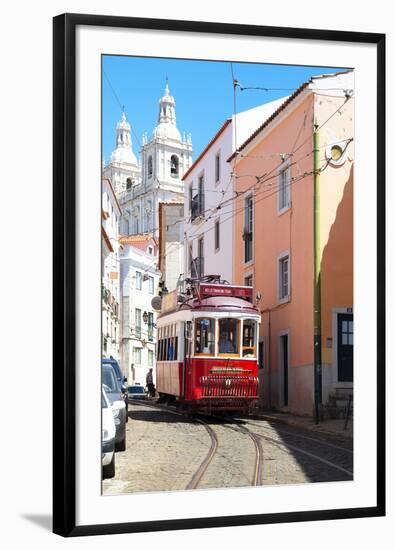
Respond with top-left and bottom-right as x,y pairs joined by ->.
53,13 -> 385,537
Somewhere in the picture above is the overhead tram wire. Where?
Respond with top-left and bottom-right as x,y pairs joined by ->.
121,83 -> 353,241
120,84 -> 353,271
187,159 -> 331,248
187,133 -> 353,246
103,69 -> 142,149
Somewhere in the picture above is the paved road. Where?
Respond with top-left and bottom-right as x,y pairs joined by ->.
102,402 -> 353,495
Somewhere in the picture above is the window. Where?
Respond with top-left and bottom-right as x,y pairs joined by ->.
244,195 -> 253,263
191,174 -> 205,220
278,164 -> 291,212
188,244 -> 193,274
170,155 -> 179,177
148,246 -> 153,255
126,177 -> 133,190
242,319 -> 256,357
148,156 -> 153,178
189,183 -> 193,213
136,271 -> 142,290
198,175 -> 205,213
215,152 -> 220,183
148,276 -> 154,294
148,350 -> 154,367
279,254 -> 290,301
218,318 -> 240,355
195,318 -> 215,355
133,347 -> 142,365
198,237 -> 204,277
341,319 -> 353,346
134,214 -> 140,234
214,219 -> 220,251
135,308 -> 141,337
148,312 -> 154,341
244,274 -> 253,287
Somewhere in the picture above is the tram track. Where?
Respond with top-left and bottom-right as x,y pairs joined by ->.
131,400 -> 262,488
129,400 -> 352,487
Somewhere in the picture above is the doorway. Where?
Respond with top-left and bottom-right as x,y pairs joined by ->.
280,333 -> 289,406
337,313 -> 353,382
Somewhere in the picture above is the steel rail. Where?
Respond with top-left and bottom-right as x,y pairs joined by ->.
242,419 -> 353,454
222,416 -> 263,486
129,401 -> 219,490
252,429 -> 353,477
185,419 -> 219,490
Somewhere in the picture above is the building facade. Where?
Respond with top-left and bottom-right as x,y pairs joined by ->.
231,71 -> 354,416
182,99 -> 286,284
102,178 -> 122,361
119,235 -> 160,386
158,201 -> 185,292
104,80 -> 192,238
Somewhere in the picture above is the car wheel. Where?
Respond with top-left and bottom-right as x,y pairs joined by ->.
103,454 -> 115,479
116,433 -> 126,452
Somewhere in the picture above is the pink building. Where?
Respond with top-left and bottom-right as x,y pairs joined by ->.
231,71 -> 354,416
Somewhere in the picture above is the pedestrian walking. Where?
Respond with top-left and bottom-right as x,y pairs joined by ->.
146,368 -> 156,398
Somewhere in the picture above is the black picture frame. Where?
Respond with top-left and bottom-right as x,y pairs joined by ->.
53,13 -> 386,537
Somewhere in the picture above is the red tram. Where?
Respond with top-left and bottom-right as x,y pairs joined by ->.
156,276 -> 261,414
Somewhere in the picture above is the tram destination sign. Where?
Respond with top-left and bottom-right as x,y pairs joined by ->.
199,283 -> 253,301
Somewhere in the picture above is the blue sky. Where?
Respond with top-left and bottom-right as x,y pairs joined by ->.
102,55 -> 348,163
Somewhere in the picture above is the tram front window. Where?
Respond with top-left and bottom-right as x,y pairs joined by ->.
195,318 -> 215,355
242,319 -> 257,357
218,319 -> 239,355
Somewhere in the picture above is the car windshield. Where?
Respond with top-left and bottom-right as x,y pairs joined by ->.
129,386 -> 144,394
102,366 -> 120,393
103,360 -> 122,380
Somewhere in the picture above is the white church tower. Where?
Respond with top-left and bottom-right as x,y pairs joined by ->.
117,79 -> 193,237
141,79 -> 192,198
103,111 -> 140,196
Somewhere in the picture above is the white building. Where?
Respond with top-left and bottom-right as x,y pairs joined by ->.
104,80 -> 192,238
119,235 -> 161,386
158,201 -> 185,292
182,98 -> 287,284
102,178 -> 122,360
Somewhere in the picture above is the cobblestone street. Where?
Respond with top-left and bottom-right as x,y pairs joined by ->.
102,402 -> 353,495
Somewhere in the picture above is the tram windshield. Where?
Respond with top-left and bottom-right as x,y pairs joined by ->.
242,319 -> 257,357
218,319 -> 239,355
195,318 -> 215,355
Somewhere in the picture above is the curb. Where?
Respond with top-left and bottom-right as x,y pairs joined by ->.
250,412 -> 353,440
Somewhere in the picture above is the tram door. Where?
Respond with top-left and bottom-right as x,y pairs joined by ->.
337,313 -> 353,382
183,321 -> 192,398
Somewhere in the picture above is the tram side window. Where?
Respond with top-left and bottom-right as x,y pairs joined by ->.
242,319 -> 256,357
195,318 -> 215,355
218,318 -> 239,354
166,336 -> 178,360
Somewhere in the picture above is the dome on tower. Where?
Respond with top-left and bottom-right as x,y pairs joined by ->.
110,111 -> 138,167
152,123 -> 181,142
151,79 -> 182,143
110,146 -> 138,166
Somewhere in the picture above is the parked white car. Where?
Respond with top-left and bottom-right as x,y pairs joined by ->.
102,388 -> 116,478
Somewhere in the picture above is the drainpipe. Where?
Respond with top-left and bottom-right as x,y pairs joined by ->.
268,310 -> 272,409
313,124 -> 322,424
